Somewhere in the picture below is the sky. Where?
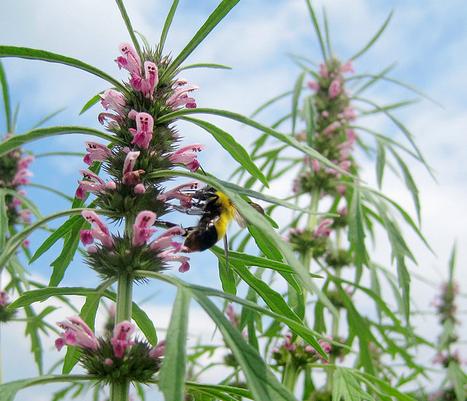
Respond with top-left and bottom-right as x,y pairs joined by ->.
0,0 -> 466,399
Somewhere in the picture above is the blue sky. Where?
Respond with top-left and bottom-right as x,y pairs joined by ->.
1,0 -> 466,399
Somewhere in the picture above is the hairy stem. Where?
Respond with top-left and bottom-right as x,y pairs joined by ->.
110,220 -> 134,401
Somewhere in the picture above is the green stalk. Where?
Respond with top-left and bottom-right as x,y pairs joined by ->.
110,219 -> 134,401
283,188 -> 321,392
282,358 -> 299,391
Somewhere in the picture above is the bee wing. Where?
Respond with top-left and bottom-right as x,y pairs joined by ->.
233,208 -> 247,228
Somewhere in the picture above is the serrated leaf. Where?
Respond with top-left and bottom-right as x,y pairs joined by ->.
291,71 -> 306,135
333,368 -> 374,401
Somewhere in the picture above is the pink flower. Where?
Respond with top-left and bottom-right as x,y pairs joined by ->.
81,210 -> 113,248
97,112 -> 122,129
134,183 -> 146,194
308,81 -> 320,91
340,60 -> 354,74
19,209 -> 32,224
149,340 -> 166,359
311,159 -> 320,172
0,291 -> 9,306
115,43 -> 141,76
130,61 -> 158,99
314,219 -> 333,237
167,80 -> 198,109
12,168 -> 32,186
150,226 -> 186,252
323,121 -> 341,135
56,316 -> 99,351
318,338 -> 332,354
122,151 -> 145,185
226,304 -> 239,327
129,112 -> 154,149
157,181 -> 201,207
100,89 -> 126,115
111,321 -> 135,358
159,249 -> 190,272
22,239 -> 30,248
83,142 -> 112,165
169,144 -> 204,172
321,110 -> 329,118
18,155 -> 34,170
328,79 -> 342,98
132,211 -> 157,246
80,230 -> 94,245
319,63 -> 329,78
343,107 -> 357,121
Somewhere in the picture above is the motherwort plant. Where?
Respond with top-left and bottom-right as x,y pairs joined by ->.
227,1 -> 435,399
0,1 -> 348,401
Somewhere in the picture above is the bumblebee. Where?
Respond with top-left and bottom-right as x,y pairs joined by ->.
163,186 -> 263,253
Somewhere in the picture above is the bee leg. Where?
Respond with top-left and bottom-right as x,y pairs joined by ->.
154,219 -> 182,229
224,233 -> 229,270
169,205 -> 206,215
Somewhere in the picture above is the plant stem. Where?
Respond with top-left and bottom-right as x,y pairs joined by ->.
110,219 -> 134,401
282,358 -> 299,392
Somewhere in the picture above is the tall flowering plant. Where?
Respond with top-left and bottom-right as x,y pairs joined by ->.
0,1 -> 349,401
221,1 -> 436,399
0,61 -> 79,378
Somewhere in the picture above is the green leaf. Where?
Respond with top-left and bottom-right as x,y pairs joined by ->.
8,286 -> 157,345
0,61 -> 12,132
31,107 -> 66,129
304,0 -> 327,60
166,0 -> 240,75
0,376 -> 91,401
376,140 -> 386,188
350,11 -> 393,61
291,71 -> 306,135
0,188 -> 41,218
390,148 -> 421,223
232,262 -> 303,323
354,97 -> 434,179
0,208 -> 91,271
193,293 -> 297,401
180,63 -> 231,71
26,183 -> 74,202
115,0 -> 142,58
79,93 -> 101,115
0,126 -> 115,157
159,288 -> 191,401
159,0 -> 180,55
332,368 -> 374,401
250,90 -> 293,118
448,362 -> 466,401
0,191 -> 8,252
138,271 -> 326,360
348,185 -> 367,269
0,46 -> 124,90
183,117 -> 269,187
159,108 -> 352,176
217,256 -> 237,295
30,215 -> 83,264
448,243 -> 457,282
49,226 -> 82,286
303,96 -> 317,146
